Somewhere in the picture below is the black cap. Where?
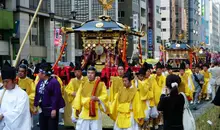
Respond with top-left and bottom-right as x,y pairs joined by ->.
3,61 -> 11,67
19,59 -> 28,66
118,58 -> 125,68
123,68 -> 134,81
87,66 -> 96,72
203,63 -> 209,68
180,62 -> 186,70
156,62 -> 163,69
2,66 -> 16,80
185,60 -> 190,65
39,62 -> 52,76
136,68 -> 146,75
166,64 -> 172,70
69,62 -> 74,68
75,61 -> 82,71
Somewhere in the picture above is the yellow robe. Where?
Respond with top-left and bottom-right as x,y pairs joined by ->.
200,70 -> 211,94
135,79 -> 153,116
110,86 -> 145,128
150,75 -> 166,107
185,68 -> 193,76
109,76 -> 124,103
18,77 -> 36,113
64,76 -> 87,126
73,80 -> 108,120
179,73 -> 194,100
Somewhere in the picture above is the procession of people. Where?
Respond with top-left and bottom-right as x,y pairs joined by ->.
0,57 -> 220,130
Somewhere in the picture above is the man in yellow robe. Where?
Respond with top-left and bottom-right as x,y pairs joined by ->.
201,64 -> 211,100
136,67 -> 153,130
64,64 -> 87,126
185,62 -> 193,76
150,62 -> 166,129
109,61 -> 125,103
17,64 -> 36,127
110,68 -> 145,130
73,66 -> 108,130
179,62 -> 194,102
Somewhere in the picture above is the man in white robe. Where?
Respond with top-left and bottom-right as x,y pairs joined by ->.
0,66 -> 31,130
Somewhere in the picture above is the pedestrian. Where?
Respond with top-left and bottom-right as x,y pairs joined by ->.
209,61 -> 220,100
158,74 -> 184,130
33,62 -> 65,130
0,65 -> 31,130
192,65 -> 204,108
73,66 -> 108,130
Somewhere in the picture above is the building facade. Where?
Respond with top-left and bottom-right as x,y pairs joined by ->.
74,0 -> 118,22
188,0 -> 201,46
211,1 -> 219,52
147,0 -> 161,59
118,0 -> 147,59
0,0 -> 82,67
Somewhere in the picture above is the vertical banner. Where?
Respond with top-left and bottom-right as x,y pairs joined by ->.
133,14 -> 139,41
54,28 -> 62,61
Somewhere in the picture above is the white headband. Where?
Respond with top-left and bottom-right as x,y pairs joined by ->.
171,82 -> 178,88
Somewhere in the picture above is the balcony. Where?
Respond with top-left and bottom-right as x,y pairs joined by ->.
0,10 -> 13,29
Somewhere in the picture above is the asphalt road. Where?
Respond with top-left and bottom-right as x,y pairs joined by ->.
32,100 -> 208,130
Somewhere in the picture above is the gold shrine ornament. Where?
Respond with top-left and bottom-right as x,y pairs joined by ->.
96,22 -> 104,28
98,0 -> 115,10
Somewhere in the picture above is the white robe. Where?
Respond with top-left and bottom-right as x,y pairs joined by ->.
0,85 -> 31,130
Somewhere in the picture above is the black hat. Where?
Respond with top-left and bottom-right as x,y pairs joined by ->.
166,74 -> 181,89
1,66 -> 16,80
180,62 -> 186,70
75,61 -> 82,71
39,62 -> 52,76
118,58 -> 125,68
203,63 -> 209,68
123,68 -> 134,81
19,59 -> 28,66
166,64 -> 172,70
136,68 -> 146,75
143,62 -> 151,71
87,66 -> 96,72
69,62 -> 74,68
3,61 -> 11,67
156,62 -> 163,69
185,60 -> 190,65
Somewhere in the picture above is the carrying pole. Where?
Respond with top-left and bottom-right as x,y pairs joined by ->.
13,0 -> 43,67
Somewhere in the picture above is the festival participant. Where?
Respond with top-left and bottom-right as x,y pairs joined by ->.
185,61 -> 193,76
19,59 -> 33,79
17,64 -> 36,127
34,63 -> 65,130
110,68 -> 144,130
166,64 -> 173,76
0,66 -> 31,130
178,62 -> 194,102
150,62 -> 166,129
192,65 -> 204,107
73,66 -> 108,130
200,64 -> 211,100
137,66 -> 154,130
109,60 -> 125,103
64,62 -> 87,125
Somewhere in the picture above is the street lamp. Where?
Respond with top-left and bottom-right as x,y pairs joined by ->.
71,11 -> 77,20
49,12 -> 55,21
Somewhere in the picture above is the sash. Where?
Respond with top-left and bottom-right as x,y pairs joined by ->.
193,74 -> 203,88
89,77 -> 101,117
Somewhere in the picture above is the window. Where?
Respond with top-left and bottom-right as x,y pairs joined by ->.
0,0 -> 5,9
157,21 -> 161,29
162,29 -> 166,32
118,11 -> 125,18
162,18 -> 166,21
118,0 -> 124,2
141,8 -> 146,17
157,36 -> 161,43
156,6 -> 160,14
29,16 -> 45,46
160,7 -> 166,10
